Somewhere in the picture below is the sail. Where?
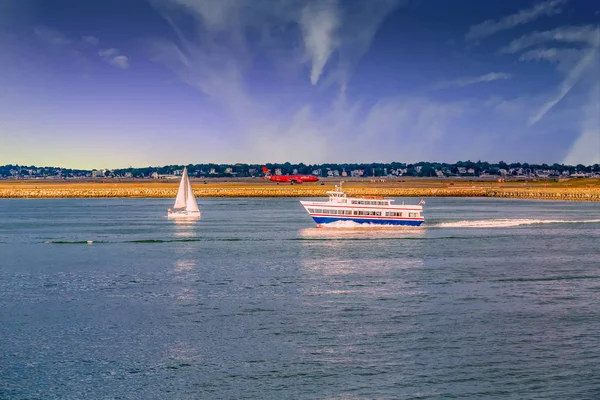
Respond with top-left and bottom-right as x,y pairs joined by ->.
185,174 -> 200,213
173,167 -> 188,209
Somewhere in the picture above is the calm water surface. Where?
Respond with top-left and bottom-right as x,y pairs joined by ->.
1,198 -> 599,399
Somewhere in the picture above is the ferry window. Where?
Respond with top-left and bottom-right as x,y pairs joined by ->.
375,211 -> 381,216
409,212 -> 417,217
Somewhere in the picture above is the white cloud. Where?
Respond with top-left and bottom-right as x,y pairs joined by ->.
466,0 -> 567,42
500,26 -> 600,126
563,83 -> 600,165
300,0 -> 340,85
110,55 -> 130,69
519,47 -> 585,73
244,92 -> 466,163
528,47 -> 596,125
435,72 -> 513,89
99,48 -> 130,69
149,0 -> 399,95
500,25 -> 600,54
34,26 -> 71,45
82,36 -> 99,46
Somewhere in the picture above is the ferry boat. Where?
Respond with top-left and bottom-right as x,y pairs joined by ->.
300,182 -> 425,227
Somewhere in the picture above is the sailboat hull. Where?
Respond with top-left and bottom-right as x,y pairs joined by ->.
167,210 -> 201,220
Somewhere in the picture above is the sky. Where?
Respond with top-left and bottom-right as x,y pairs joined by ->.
0,0 -> 598,169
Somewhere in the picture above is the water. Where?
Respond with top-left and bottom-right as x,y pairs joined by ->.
1,197 -> 599,399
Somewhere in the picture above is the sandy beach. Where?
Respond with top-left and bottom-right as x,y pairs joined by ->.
1,178 -> 599,201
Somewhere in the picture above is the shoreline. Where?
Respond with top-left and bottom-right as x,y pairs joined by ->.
1,179 -> 599,201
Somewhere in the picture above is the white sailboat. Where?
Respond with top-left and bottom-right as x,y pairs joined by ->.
167,167 -> 201,220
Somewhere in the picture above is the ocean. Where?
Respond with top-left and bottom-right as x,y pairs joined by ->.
1,197 -> 599,399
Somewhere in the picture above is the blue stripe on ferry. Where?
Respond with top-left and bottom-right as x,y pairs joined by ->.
311,216 -> 423,226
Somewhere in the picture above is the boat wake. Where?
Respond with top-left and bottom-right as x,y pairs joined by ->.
430,218 -> 600,228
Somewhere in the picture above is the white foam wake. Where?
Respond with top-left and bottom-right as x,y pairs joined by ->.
432,219 -> 600,228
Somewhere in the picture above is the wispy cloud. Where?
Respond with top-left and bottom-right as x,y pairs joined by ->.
149,0 -> 399,95
563,83 -> 600,165
497,25 -> 599,127
34,26 -> 71,45
99,48 -> 130,69
435,72 -> 513,89
82,36 -> 99,46
496,22 -> 600,163
528,46 -> 597,125
466,0 -> 567,42
500,25 -> 599,53
300,0 -> 340,85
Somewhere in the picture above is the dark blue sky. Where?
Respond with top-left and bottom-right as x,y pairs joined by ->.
1,0 -> 598,168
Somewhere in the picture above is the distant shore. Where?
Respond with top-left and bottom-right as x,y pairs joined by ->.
1,178 -> 599,201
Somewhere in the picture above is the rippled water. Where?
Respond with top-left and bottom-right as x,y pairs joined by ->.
1,198 -> 599,399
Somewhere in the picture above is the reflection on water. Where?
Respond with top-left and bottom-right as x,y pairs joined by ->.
174,259 -> 195,273
172,220 -> 197,238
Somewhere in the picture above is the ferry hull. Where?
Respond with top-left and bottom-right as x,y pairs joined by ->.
311,216 -> 423,227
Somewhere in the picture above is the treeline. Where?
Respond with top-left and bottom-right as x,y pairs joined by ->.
1,161 -> 599,178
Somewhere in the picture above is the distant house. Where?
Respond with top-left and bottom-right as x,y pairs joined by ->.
457,167 -> 467,174
124,172 -> 132,178
274,168 -> 282,176
467,168 -> 475,175
225,167 -> 233,174
152,172 -> 159,179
